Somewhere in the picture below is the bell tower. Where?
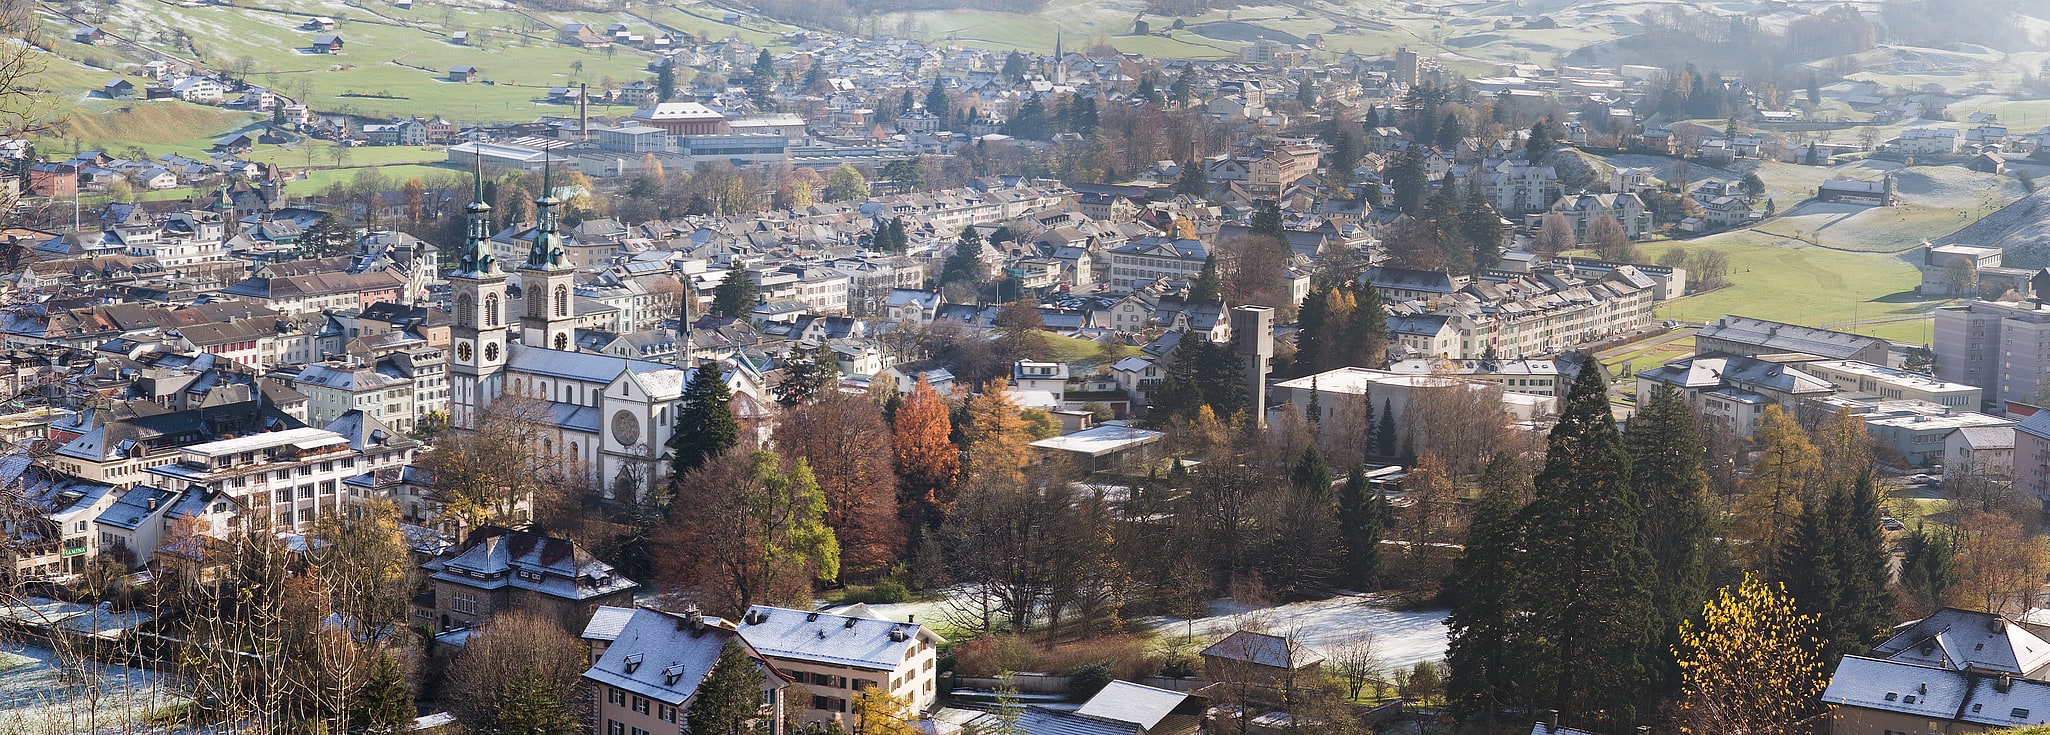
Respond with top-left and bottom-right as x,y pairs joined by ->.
521,157 -> 579,352
448,152 -> 509,430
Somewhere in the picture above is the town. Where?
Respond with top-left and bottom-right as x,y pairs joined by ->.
2,0 -> 2050,733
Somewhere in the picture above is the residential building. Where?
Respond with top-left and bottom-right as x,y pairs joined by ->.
736,604 -> 943,727
1947,425 -> 2015,479
1105,237 -> 1207,292
142,419 -> 418,535
2015,411 -> 2050,511
417,527 -> 638,633
1633,353 -> 1837,439
1544,191 -> 1653,240
583,606 -> 790,735
1822,609 -> 2050,735
1933,299 -> 2050,408
1799,360 -> 1980,408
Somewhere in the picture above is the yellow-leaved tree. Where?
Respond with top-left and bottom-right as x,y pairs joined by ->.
1674,574 -> 1827,735
1733,405 -> 1820,569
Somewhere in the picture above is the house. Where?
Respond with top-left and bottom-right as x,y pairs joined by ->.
450,30 -> 468,45
311,34 -> 344,54
1201,630 -> 1323,698
1969,152 -> 2008,175
583,606 -> 791,735
1946,425 -> 2015,479
415,527 -> 639,632
735,604 -> 943,727
71,27 -> 104,44
103,79 -> 135,100
1822,609 -> 2050,735
1816,177 -> 1895,206
1631,352 -> 1837,439
448,66 -> 478,83
1545,191 -> 1654,240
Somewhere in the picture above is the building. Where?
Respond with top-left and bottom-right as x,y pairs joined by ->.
417,527 -> 637,632
1822,609 -> 2050,735
1545,191 -> 1654,240
735,604 -> 942,727
1919,244 -> 2019,297
1860,406 -> 2011,467
583,606 -> 790,735
1816,177 -> 1896,206
141,420 -> 418,534
1029,423 -> 1168,472
1799,360 -> 1980,408
1105,237 -> 1207,292
631,102 -> 729,136
2016,411 -> 2050,511
1933,299 -> 2050,408
1632,353 -> 1837,439
1946,425 -> 2015,479
1201,630 -> 1323,696
1694,315 -> 1891,364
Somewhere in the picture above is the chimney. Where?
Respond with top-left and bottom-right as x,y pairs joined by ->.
1546,711 -> 1559,733
1636,727 -> 1649,735
907,614 -> 916,624
579,82 -> 590,142
2001,674 -> 2015,693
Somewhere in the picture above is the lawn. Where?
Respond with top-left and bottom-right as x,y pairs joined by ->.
291,162 -> 462,193
1043,332 -> 1135,365
1653,241 -> 1942,347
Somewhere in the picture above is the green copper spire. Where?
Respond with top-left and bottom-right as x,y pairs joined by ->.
526,153 -> 567,270
458,150 -> 497,276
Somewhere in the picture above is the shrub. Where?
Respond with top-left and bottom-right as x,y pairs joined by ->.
1067,661 -> 1114,700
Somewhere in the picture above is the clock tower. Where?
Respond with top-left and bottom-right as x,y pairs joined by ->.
448,153 -> 509,430
521,158 -> 579,352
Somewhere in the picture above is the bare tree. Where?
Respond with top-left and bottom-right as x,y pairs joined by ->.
1326,631 -> 1384,700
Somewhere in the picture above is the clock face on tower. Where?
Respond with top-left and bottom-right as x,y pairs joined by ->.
484,342 -> 500,362
455,341 -> 473,362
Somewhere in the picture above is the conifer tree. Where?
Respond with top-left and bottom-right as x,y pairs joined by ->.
1517,356 -> 1656,725
940,226 -> 985,289
1359,385 -> 1376,461
1252,199 -> 1286,241
671,361 -> 739,481
355,652 -> 414,734
687,640 -> 767,735
1627,385 -> 1713,691
712,268 -> 759,318
926,78 -> 950,119
774,341 -> 840,407
1291,445 -> 1330,494
1189,255 -> 1222,303
488,668 -> 580,735
1375,398 -> 1398,459
1341,284 -> 1388,369
1778,475 -> 1895,663
1900,525 -> 1956,613
1446,451 -> 1529,724
1336,465 -> 1387,590
1295,286 -> 1328,376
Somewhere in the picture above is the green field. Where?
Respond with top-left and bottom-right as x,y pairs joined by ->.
1653,241 -> 1941,347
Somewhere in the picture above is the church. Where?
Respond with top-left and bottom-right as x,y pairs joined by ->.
445,159 -> 764,501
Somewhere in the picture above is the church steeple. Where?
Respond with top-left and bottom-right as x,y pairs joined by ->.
448,150 -> 510,431
521,153 -> 578,352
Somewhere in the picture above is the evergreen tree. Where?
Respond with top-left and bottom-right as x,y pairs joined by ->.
711,268 -> 759,318
925,78 -> 949,119
747,50 -> 777,109
1173,161 -> 1209,198
1297,77 -> 1316,108
485,668 -> 580,735
1436,110 -> 1464,150
657,63 -> 677,102
1388,150 -> 1428,213
1291,445 -> 1330,494
1525,117 -> 1556,162
1899,525 -> 1956,613
1360,385 -> 1377,461
939,227 -> 985,289
1171,66 -> 1195,107
1375,398 -> 1398,459
670,362 -> 739,482
300,212 -> 356,259
355,652 -> 414,734
774,341 -> 840,407
1446,451 -> 1529,724
1778,475 -> 1895,664
1460,184 -> 1505,272
686,640 -> 766,735
1627,385 -> 1713,694
1294,286 -> 1328,375
1517,355 -> 1657,726
1336,465 -> 1387,590
1252,199 -> 1285,241
1340,284 -> 1389,369
1002,51 -> 1029,82
1189,255 -> 1222,303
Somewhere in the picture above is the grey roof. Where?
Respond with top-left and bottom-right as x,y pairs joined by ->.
1528,723 -> 1602,735
504,342 -> 682,384
582,604 -> 637,643
2016,411 -> 2050,442
1823,655 -> 2050,728
424,529 -> 637,602
1635,353 -> 1836,397
1200,630 -> 1323,669
582,607 -> 756,705
1695,315 -> 1886,359
737,604 -> 937,671
95,486 -> 178,531
1955,425 -> 2016,451
1005,708 -> 1135,735
1873,608 -> 2050,677
1073,681 -> 1187,729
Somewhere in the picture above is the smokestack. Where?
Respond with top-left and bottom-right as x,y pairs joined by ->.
1545,711 -> 1559,733
579,82 -> 590,142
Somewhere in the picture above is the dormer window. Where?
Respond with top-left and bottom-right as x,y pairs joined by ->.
624,653 -> 643,673
664,664 -> 685,685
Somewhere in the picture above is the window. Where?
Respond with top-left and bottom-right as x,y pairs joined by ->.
299,486 -> 314,500
633,695 -> 650,715
2016,709 -> 2032,719
452,592 -> 478,615
609,687 -> 627,705
608,721 -> 625,735
659,704 -> 678,722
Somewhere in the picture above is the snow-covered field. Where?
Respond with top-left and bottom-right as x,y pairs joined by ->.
863,590 -> 1450,671
0,641 -> 179,735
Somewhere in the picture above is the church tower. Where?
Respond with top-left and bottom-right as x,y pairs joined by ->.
448,153 -> 510,430
521,158 -> 578,352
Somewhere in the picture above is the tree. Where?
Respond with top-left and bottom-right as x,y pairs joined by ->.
747,50 -> 777,109
1341,284 -> 1389,370
1388,150 -> 1428,213
826,163 -> 869,201
354,652 -> 413,735
1585,215 -> 1632,260
687,640 -> 768,735
1627,385 -> 1713,687
301,212 -> 356,259
1326,632 -> 1382,701
894,377 -> 960,532
670,361 -> 740,482
660,450 -> 839,615
1189,255 -> 1222,303
712,268 -> 759,318
925,78 -> 949,119
1944,254 -> 1980,295
1460,185 -> 1505,272
1735,405 -> 1818,570
854,688 -> 922,735
1375,399 -> 1398,459
1445,451 -> 1530,724
444,611 -> 587,735
774,340 -> 839,407
940,227 -> 986,289
1673,576 -> 1827,735
1533,212 -> 1575,256
1739,173 -> 1766,199
1777,475 -> 1895,663
1336,465 -> 1389,590
1173,160 -> 1209,197
1899,526 -> 1956,614
657,63 -> 677,102
1517,356 -> 1657,725
1001,51 -> 1029,82
962,380 -> 1034,488
780,394 -> 902,572
1525,117 -> 1556,162
1952,510 -> 2049,615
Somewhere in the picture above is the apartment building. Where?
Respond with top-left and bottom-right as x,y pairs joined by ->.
417,527 -> 638,633
142,418 -> 418,534
286,361 -> 418,434
735,605 -> 943,727
583,606 -> 790,735
1799,360 -> 1981,408
1933,299 -> 2050,409
2014,411 -> 2050,513
1106,237 -> 1207,292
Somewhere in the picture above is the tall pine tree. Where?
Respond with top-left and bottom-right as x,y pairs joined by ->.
1375,398 -> 1398,459
1446,451 -> 1529,724
1778,475 -> 1895,664
1295,286 -> 1329,376
1517,355 -> 1657,727
1335,465 -> 1387,590
687,639 -> 767,735
1626,385 -> 1713,693
671,361 -> 739,483
712,268 -> 759,318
